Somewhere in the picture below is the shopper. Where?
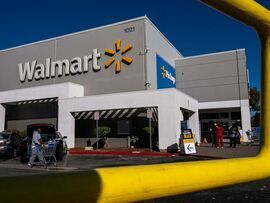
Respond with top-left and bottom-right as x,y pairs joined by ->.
215,123 -> 224,148
229,124 -> 240,148
209,124 -> 216,147
28,128 -> 45,167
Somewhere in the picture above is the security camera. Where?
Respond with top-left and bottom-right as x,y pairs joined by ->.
139,48 -> 149,55
145,82 -> 151,88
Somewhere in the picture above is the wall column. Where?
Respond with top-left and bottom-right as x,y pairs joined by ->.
58,100 -> 75,148
189,110 -> 200,144
0,105 -> 5,132
241,99 -> 251,142
158,100 -> 182,152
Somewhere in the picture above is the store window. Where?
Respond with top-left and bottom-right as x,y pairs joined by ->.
199,112 -> 229,120
199,113 -> 219,119
231,112 -> 241,120
220,113 -> 229,119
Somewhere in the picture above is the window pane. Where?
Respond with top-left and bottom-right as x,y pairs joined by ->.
220,113 -> 229,119
231,112 -> 241,120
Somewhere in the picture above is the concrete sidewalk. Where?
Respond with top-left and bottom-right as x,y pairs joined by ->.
194,143 -> 260,159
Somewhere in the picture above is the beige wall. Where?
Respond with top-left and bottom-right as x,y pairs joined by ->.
175,49 -> 249,102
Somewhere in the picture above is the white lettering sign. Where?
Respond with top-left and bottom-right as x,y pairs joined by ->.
161,66 -> 176,84
18,48 -> 101,82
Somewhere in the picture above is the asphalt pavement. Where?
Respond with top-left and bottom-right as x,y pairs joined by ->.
151,178 -> 270,203
195,143 -> 260,158
0,144 -> 267,202
0,154 -> 206,176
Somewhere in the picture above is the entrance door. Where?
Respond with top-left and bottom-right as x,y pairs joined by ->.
73,107 -> 159,150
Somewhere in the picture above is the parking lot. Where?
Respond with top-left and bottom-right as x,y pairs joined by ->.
1,147 -> 269,202
0,143 -> 260,177
0,153 -> 208,177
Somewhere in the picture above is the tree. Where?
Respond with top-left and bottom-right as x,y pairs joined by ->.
249,87 -> 260,111
251,112 -> 260,127
249,87 -> 260,127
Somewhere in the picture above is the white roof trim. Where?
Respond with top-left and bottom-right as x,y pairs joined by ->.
176,49 -> 246,61
198,100 -> 244,109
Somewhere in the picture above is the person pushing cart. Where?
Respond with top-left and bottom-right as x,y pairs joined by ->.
28,128 -> 46,168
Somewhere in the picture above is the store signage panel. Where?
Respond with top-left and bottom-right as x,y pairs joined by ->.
18,39 -> 133,82
156,54 -> 176,89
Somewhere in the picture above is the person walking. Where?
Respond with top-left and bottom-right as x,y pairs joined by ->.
229,124 -> 240,148
215,123 -> 224,148
209,123 -> 216,147
28,128 -> 45,167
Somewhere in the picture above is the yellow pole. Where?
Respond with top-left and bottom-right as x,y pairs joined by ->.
1,1 -> 270,202
201,0 -> 270,150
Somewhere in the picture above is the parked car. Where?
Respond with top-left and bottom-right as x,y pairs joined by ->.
0,131 -> 22,158
20,124 -> 67,163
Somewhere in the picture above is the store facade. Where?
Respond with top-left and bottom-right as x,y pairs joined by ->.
0,16 -> 251,150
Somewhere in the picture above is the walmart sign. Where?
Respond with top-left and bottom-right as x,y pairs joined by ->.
18,39 -> 133,82
156,55 -> 176,89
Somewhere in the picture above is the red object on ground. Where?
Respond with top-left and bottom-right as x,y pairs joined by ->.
69,148 -> 178,157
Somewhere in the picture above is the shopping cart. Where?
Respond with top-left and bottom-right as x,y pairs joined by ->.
42,141 -> 57,167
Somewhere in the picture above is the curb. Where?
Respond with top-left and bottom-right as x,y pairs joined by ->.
179,153 -> 226,159
68,150 -> 178,157
68,150 -> 224,159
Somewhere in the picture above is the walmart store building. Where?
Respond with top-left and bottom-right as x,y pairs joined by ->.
0,17 -> 251,151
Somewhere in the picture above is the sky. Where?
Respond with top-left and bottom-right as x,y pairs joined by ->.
0,0 -> 268,89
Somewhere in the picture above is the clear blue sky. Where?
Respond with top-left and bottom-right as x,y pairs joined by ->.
0,0 -> 268,89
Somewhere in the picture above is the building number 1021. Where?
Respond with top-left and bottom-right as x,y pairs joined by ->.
124,27 -> 135,33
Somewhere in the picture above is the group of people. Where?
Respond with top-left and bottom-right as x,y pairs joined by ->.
208,123 -> 241,148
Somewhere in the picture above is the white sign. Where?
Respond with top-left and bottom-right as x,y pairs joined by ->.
183,139 -> 196,154
94,111 -> 100,121
147,109 -> 152,119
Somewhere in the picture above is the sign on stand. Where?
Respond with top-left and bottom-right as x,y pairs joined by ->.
94,111 -> 100,121
147,108 -> 153,152
147,109 -> 153,118
181,129 -> 196,154
94,111 -> 100,149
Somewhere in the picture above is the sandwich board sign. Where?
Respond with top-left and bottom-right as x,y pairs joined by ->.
181,129 -> 196,154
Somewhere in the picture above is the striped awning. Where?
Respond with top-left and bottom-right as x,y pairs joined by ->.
72,107 -> 158,122
3,97 -> 58,106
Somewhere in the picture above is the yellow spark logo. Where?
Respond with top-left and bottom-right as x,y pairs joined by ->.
161,66 -> 166,78
104,39 -> 133,73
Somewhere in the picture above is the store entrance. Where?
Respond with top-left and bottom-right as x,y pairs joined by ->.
199,108 -> 242,143
3,98 -> 58,135
73,107 -> 159,151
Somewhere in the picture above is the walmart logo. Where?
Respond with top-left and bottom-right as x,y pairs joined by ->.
104,39 -> 133,73
161,66 -> 176,84
18,39 -> 134,82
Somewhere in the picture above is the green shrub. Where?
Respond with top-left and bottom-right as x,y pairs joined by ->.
142,127 -> 155,135
93,126 -> 111,138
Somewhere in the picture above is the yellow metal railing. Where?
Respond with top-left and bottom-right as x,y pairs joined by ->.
1,1 -> 270,202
